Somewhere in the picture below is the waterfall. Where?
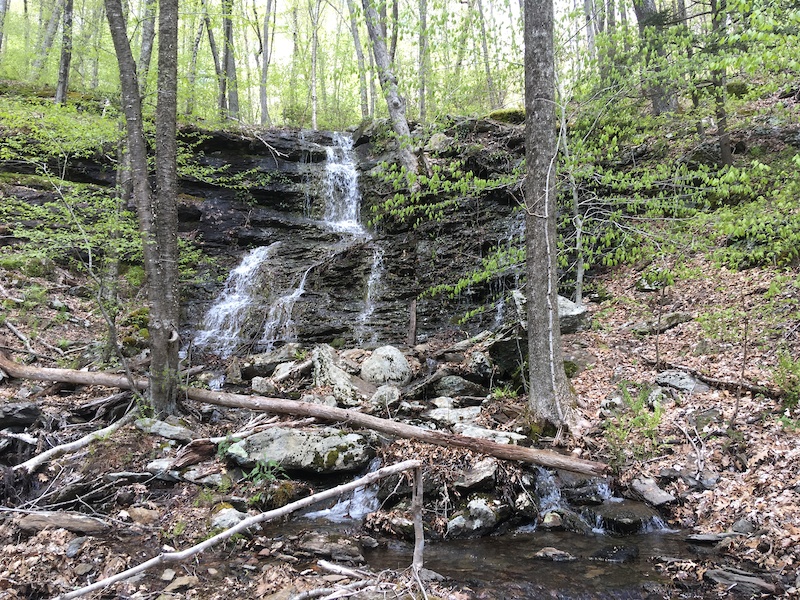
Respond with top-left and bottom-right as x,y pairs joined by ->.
193,243 -> 281,357
322,132 -> 365,235
355,246 -> 385,346
259,265 -> 313,351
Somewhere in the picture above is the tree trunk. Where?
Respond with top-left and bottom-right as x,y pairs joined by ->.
476,0 -> 499,109
185,16 -> 205,116
418,0 -> 428,123
105,0 -> 178,417
362,0 -> 417,178
151,0 -> 181,417
259,0 -> 275,125
524,0 -> 576,434
309,0 -> 322,129
222,0 -> 239,120
710,0 -> 732,165
32,0 -> 65,78
345,0 -> 369,120
137,0 -> 157,97
0,352 -> 608,475
0,0 -> 9,54
389,0 -> 398,64
632,0 -> 676,115
200,0 -> 226,119
54,0 -> 73,105
583,0 -> 596,58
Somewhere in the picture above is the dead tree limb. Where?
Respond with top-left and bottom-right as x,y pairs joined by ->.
0,352 -> 608,476
13,412 -> 138,474
51,460 -> 422,600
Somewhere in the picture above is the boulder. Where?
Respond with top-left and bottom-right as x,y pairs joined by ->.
211,507 -> 249,530
423,406 -> 481,427
585,500 -> 663,534
454,458 -> 498,492
446,497 -> 510,538
135,418 -> 195,444
226,426 -> 375,473
631,476 -> 676,506
241,344 -> 302,379
510,290 -> 589,334
360,346 -> 412,387
313,344 -> 375,406
0,402 -> 40,427
656,370 -> 711,394
432,375 -> 487,398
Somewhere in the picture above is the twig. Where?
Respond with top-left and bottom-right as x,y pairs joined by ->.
5,321 -> 34,354
728,315 -> 749,430
13,412 -> 138,475
51,460 -> 422,600
411,467 -> 425,574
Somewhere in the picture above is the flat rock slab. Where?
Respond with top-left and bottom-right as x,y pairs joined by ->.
631,476 -> 676,506
135,418 -> 195,444
656,370 -> 711,394
16,511 -> 109,534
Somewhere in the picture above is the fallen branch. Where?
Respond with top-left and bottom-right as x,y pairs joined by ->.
13,412 -> 138,474
0,352 -> 609,475
51,460 -> 421,600
272,357 -> 313,384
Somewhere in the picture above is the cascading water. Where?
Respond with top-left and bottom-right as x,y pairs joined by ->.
323,132 -> 365,235
355,246 -> 385,346
193,243 -> 281,357
259,265 -> 313,351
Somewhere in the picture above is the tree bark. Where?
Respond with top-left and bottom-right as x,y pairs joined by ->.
200,0 -> 226,119
524,0 -> 577,433
345,0 -> 369,120
710,0 -> 732,165
418,0 -> 428,123
151,0 -> 181,417
222,0 -> 239,120
0,352 -> 608,475
54,0 -> 73,105
0,0 -> 8,53
476,0 -> 499,109
137,0 -> 157,97
583,0 -> 596,58
259,0 -> 275,125
185,16 -> 205,116
32,0 -> 65,78
632,0 -> 676,115
309,0 -> 322,129
361,0 -> 418,178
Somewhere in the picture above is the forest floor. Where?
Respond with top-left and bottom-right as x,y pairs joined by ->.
0,252 -> 799,599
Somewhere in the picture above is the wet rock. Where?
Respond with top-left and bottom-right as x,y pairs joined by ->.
454,458 -> 498,492
433,375 -> 488,398
135,418 -> 195,444
540,508 -> 592,534
533,547 -> 577,561
16,511 -> 110,534
446,497 -> 510,538
360,345 -> 412,386
0,402 -> 40,427
591,544 -> 640,563
686,532 -> 742,544
655,370 -> 710,394
295,531 -> 364,563
631,476 -> 676,506
586,500 -> 663,534
704,567 -> 775,595
226,426 -> 375,473
452,423 -> 528,445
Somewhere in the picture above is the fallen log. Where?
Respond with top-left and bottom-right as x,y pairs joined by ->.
0,352 -> 608,476
51,460 -> 422,600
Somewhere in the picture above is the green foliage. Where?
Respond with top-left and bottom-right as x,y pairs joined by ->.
243,459 -> 286,484
603,383 -> 664,471
774,350 -> 800,409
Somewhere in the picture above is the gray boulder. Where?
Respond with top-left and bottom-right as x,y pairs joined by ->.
313,344 -> 374,406
226,426 -> 374,473
656,370 -> 710,394
360,346 -> 413,386
446,497 -> 510,538
433,375 -> 487,398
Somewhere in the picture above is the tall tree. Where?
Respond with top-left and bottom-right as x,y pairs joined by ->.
54,0 -> 73,104
362,0 -> 417,177
32,0 -> 65,79
418,0 -> 428,123
345,0 -> 369,120
476,0 -> 499,109
105,0 -> 180,416
259,0 -> 276,125
710,0 -> 732,165
524,0 -> 576,435
632,0 -> 676,115
138,0 -> 158,97
222,0 -> 239,120
309,0 -> 322,129
0,0 -> 8,54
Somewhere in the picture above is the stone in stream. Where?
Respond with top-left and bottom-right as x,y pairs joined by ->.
585,500 -> 664,534
446,497 -> 511,538
455,457 -> 498,492
226,426 -> 374,473
631,476 -> 676,506
533,546 -> 577,562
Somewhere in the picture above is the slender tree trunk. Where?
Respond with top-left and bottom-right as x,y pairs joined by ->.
222,0 -> 239,120
632,0 -> 676,115
524,0 -> 576,433
32,0 -> 65,78
200,0 -> 226,118
54,0 -> 73,104
453,0 -> 473,86
389,0 -> 398,63
362,0 -> 417,178
138,0 -> 157,97
418,0 -> 428,123
151,0 -> 181,416
345,0 -> 369,120
259,0 -> 275,125
476,0 -> 499,109
185,16 -> 205,116
0,0 -> 9,54
368,46 -> 376,117
583,0 -> 596,58
710,0 -> 731,165
309,0 -> 322,129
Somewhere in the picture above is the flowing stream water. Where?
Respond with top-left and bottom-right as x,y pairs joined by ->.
194,132 -> 383,354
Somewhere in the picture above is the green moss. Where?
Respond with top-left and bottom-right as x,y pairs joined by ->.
486,108 -> 525,124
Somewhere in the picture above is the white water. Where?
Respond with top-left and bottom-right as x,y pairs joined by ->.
305,459 -> 382,522
193,243 -> 281,357
323,132 -> 365,235
355,246 -> 385,346
259,265 -> 313,351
